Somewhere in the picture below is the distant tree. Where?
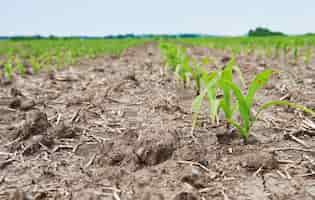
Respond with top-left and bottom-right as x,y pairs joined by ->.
304,33 -> 315,36
0,36 -> 9,40
248,27 -> 286,37
48,35 -> 58,39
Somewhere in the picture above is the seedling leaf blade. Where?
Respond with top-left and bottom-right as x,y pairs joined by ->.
246,69 -> 273,108
192,91 -> 206,128
224,80 -> 251,140
257,100 -> 315,118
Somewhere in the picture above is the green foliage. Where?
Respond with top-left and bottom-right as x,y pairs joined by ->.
224,81 -> 251,138
248,27 -> 286,37
218,60 -> 234,121
257,100 -> 315,117
160,42 -> 315,142
293,47 -> 299,64
4,62 -> 13,80
223,69 -> 273,139
175,48 -> 192,86
246,70 -> 273,108
0,39 -> 148,79
191,58 -> 210,94
15,57 -> 26,75
303,48 -> 312,65
159,43 -> 181,72
30,56 -> 41,74
193,71 -> 221,125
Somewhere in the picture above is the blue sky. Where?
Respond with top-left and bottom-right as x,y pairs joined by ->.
1,0 -> 315,36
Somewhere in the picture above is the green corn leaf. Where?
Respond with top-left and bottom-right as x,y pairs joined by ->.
232,64 -> 246,87
211,99 -> 220,124
201,71 -> 217,87
224,80 -> 251,139
175,64 -> 183,81
205,73 -> 221,123
16,62 -> 26,75
4,63 -> 13,80
256,100 -> 315,118
192,71 -> 220,126
192,90 -> 207,128
192,60 -> 208,93
220,99 -> 230,120
207,87 -> 220,124
246,69 -> 273,108
219,60 -> 233,119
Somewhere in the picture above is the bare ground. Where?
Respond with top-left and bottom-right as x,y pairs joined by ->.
0,43 -> 315,200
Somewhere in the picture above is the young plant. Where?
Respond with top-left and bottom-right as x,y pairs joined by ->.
222,69 -> 273,140
218,60 -> 234,125
274,42 -> 281,59
159,43 -> 181,72
293,47 -> 299,65
192,71 -> 220,126
15,57 -> 26,76
175,50 -> 192,87
192,58 -> 245,127
30,57 -> 41,73
303,48 -> 312,66
4,62 -> 13,80
265,47 -> 272,58
190,58 -> 209,95
224,70 -> 315,141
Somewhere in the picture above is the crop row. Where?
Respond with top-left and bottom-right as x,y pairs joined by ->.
174,36 -> 315,66
159,42 -> 315,142
0,39 -> 148,80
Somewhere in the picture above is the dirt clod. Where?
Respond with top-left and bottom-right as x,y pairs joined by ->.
10,88 -> 24,97
174,144 -> 207,162
50,122 -> 77,139
216,127 -> 239,144
11,110 -> 50,141
25,110 -> 50,135
181,166 -> 211,189
22,134 -> 53,155
9,189 -> 32,200
135,131 -> 176,166
173,191 -> 199,200
20,99 -> 36,111
9,97 -> 21,109
241,152 -> 278,171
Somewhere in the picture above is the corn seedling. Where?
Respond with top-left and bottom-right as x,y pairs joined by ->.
0,39 -> 147,78
266,47 -> 272,58
218,60 -> 235,125
303,48 -> 312,66
30,56 -> 41,73
160,43 -> 203,90
159,43 -> 181,72
293,47 -> 299,65
192,71 -> 220,126
222,69 -> 274,140
192,57 -> 246,127
4,62 -> 13,80
274,43 -> 281,59
224,70 -> 315,141
190,58 -> 210,95
15,57 -> 26,76
174,47 -> 193,87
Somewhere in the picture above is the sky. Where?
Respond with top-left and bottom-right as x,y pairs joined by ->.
1,0 -> 315,36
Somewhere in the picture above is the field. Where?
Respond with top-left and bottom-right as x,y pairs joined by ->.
0,39 -> 148,81
1,37 -> 315,199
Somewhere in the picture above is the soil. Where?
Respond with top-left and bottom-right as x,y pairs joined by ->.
1,42 -> 315,200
